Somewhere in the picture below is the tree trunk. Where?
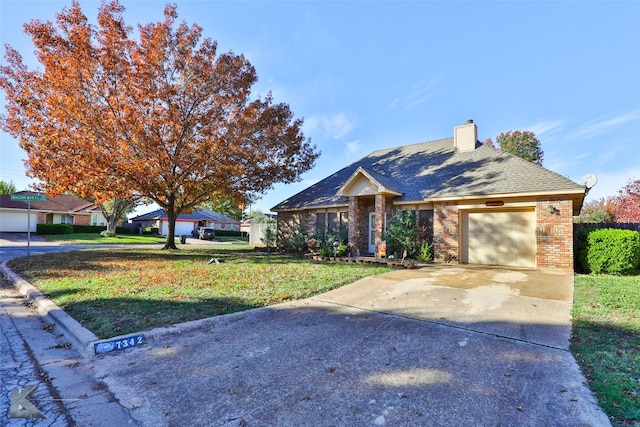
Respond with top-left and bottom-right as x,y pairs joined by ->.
163,207 -> 178,250
107,215 -> 117,233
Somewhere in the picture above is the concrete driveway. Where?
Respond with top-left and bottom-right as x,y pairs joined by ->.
75,265 -> 609,426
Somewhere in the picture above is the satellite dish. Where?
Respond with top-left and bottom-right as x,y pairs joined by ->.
580,174 -> 597,196
580,174 -> 597,189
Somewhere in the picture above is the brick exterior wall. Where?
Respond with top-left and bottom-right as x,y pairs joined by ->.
277,196 -> 577,270
535,199 -> 574,269
432,202 -> 459,263
36,212 -> 92,226
74,214 -> 91,226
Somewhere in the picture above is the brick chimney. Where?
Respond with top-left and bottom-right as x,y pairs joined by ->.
454,119 -> 478,152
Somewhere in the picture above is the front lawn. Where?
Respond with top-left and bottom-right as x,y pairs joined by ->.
7,247 -> 390,339
571,274 -> 640,426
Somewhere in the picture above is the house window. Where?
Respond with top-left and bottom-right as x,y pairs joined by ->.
316,213 -> 326,235
91,213 -> 106,226
328,212 -> 338,232
418,210 -> 434,243
60,214 -> 74,225
339,211 -> 349,232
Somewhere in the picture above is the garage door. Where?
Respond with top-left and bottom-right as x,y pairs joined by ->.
462,210 -> 536,268
161,221 -> 196,236
0,211 -> 39,232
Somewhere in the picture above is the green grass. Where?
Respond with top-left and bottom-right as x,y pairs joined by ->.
8,247 -> 390,339
570,274 -> 640,426
40,233 -> 169,244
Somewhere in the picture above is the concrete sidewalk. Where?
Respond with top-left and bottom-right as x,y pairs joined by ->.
2,263 -> 610,426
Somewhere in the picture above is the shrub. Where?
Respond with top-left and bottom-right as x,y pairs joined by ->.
100,230 -> 116,238
384,210 -> 419,258
417,242 -> 433,263
115,226 -> 132,234
142,227 -> 159,235
337,243 -> 348,257
579,228 -> 640,275
213,230 -> 241,237
73,225 -> 107,233
261,225 -> 277,251
278,223 -> 309,253
37,223 -> 73,235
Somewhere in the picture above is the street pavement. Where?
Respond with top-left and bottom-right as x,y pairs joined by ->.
0,234 -> 611,426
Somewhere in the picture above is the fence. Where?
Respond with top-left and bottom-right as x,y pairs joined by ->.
574,222 -> 640,234
249,222 -> 276,246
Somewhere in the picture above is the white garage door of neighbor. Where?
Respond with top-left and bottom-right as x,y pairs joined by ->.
0,211 -> 39,232
462,210 -> 536,268
162,221 -> 196,236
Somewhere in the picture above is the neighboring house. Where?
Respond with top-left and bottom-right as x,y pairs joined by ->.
272,120 -> 586,269
129,208 -> 241,236
0,192 -> 106,232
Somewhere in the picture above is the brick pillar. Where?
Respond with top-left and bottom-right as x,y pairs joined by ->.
536,199 -> 574,269
433,202 -> 459,263
348,197 -> 361,254
374,194 -> 387,256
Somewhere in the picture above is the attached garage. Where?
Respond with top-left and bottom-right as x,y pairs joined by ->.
0,211 -> 39,232
161,220 -> 196,237
461,209 -> 536,268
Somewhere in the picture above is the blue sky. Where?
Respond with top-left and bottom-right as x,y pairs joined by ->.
1,1 -> 639,215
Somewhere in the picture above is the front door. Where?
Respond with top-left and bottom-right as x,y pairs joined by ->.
368,212 -> 376,253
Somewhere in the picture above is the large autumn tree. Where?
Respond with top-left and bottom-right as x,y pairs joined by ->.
0,1 -> 318,248
614,179 -> 640,223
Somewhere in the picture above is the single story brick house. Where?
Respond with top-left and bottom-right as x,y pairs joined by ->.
272,121 -> 586,269
129,208 -> 241,236
0,192 -> 106,232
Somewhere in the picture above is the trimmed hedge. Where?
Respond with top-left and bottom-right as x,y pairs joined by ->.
73,225 -> 107,233
37,223 -> 73,235
578,228 -> 640,275
213,229 -> 241,237
115,226 -> 132,234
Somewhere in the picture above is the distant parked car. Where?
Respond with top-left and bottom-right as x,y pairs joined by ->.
199,227 -> 216,240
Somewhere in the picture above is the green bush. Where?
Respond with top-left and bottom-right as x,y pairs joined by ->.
214,229 -> 241,237
115,226 -> 132,234
383,210 -> 420,258
142,227 -> 159,235
579,228 -> 640,275
100,230 -> 116,238
336,243 -> 348,257
73,225 -> 107,233
37,223 -> 73,235
278,223 -> 309,253
417,242 -> 433,263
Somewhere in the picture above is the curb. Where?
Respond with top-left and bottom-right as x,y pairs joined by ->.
1,260 -> 98,355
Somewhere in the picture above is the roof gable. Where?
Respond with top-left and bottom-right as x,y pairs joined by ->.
337,166 -> 403,197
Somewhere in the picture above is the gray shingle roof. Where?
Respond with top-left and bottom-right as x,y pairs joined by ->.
0,192 -> 99,213
130,208 -> 240,223
272,138 -> 584,211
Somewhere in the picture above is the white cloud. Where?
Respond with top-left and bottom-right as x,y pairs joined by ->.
404,77 -> 441,110
567,109 -> 640,140
527,119 -> 564,137
346,140 -> 361,156
304,113 -> 355,139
